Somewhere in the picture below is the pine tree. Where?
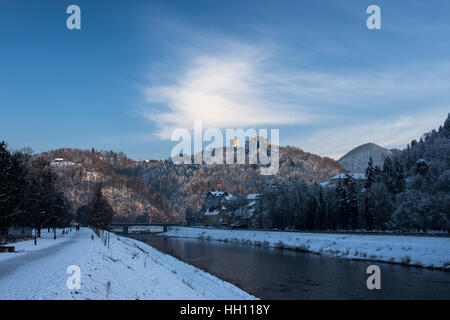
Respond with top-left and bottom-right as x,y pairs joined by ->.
84,186 -> 114,232
365,157 -> 376,190
0,142 -> 28,242
364,158 -> 376,230
318,187 -> 327,230
393,158 -> 405,193
382,156 -> 396,193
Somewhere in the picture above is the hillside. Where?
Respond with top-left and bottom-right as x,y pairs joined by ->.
37,149 -> 181,223
112,146 -> 345,216
338,143 -> 395,173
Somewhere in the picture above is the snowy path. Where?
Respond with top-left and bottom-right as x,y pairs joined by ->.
0,228 -> 255,300
164,227 -> 450,270
0,230 -> 95,299
0,231 -> 82,281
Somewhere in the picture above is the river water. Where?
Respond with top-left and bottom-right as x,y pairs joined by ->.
130,234 -> 450,299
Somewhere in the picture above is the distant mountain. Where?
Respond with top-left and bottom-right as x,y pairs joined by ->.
338,143 -> 394,173
37,149 -> 181,223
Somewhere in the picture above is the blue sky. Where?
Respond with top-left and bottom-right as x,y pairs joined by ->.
1,0 -> 449,160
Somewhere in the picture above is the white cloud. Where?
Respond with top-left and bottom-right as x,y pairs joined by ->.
140,43 -> 450,150
295,108 -> 449,159
141,53 -> 317,139
263,64 -> 450,108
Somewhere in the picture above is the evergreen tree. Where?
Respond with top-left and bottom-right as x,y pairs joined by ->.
382,156 -> 396,193
84,186 -> 114,231
0,142 -> 28,242
336,175 -> 359,230
318,187 -> 327,230
393,158 -> 406,193
365,157 -> 376,190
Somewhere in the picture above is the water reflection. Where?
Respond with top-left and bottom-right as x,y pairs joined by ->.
130,234 -> 450,300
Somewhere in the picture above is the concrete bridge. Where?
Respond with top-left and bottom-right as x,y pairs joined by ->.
110,222 -> 180,234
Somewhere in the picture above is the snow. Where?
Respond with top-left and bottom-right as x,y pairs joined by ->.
246,193 -> 261,200
0,228 -> 255,300
225,194 -> 235,201
163,227 -> 450,270
50,161 -> 76,167
209,191 -> 225,196
208,191 -> 234,200
331,173 -> 366,180
204,209 -> 220,216
0,229 -> 74,264
126,226 -> 164,233
247,201 -> 257,207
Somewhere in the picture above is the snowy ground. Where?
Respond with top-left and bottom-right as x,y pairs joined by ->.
0,228 -> 255,300
164,227 -> 450,270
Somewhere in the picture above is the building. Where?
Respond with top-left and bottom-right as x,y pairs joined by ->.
50,158 -> 76,167
203,191 -> 263,227
229,138 -> 238,148
320,172 -> 367,190
203,191 -> 235,226
204,191 -> 233,208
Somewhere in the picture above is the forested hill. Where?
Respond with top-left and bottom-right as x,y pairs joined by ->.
37,149 -> 181,223
338,143 -> 397,173
107,146 -> 345,216
389,113 -> 450,231
399,114 -> 450,176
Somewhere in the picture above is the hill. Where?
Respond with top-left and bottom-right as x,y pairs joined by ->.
112,146 -> 345,216
37,149 -> 180,223
338,143 -> 394,173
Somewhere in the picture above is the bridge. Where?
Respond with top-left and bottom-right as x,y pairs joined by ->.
109,222 -> 180,234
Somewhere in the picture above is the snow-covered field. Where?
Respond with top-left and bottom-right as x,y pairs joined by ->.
164,227 -> 450,270
0,228 -> 255,300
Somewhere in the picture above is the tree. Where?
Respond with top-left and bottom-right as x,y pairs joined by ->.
364,157 -> 376,230
382,156 -> 396,193
317,187 -> 327,230
84,186 -> 114,232
25,160 -> 61,237
367,182 -> 393,231
415,159 -> 430,176
365,157 -> 376,190
393,158 -> 406,193
0,142 -> 29,243
336,174 -> 359,230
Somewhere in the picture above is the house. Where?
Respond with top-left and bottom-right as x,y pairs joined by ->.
50,158 -> 76,167
203,208 -> 222,226
204,191 -> 234,208
320,173 -> 367,190
203,191 -> 263,227
203,191 -> 235,226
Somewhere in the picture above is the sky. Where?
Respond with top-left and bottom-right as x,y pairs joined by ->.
1,0 -> 449,160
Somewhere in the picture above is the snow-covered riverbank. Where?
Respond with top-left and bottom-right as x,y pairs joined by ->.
163,227 -> 450,270
0,228 -> 255,299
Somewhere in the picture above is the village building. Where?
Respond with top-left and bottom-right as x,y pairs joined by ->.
203,191 -> 262,227
50,158 -> 76,167
320,172 -> 367,190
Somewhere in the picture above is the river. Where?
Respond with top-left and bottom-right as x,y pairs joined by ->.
129,234 -> 450,299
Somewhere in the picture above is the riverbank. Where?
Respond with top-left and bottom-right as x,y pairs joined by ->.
0,228 -> 255,299
163,227 -> 450,270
